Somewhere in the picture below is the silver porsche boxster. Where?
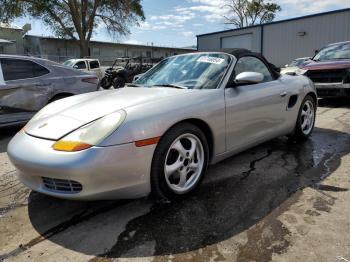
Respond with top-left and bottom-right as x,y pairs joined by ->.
7,50 -> 317,200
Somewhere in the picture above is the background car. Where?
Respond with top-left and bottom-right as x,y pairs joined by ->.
0,55 -> 99,127
63,58 -> 104,80
299,41 -> 350,97
8,50 -> 317,201
280,57 -> 311,75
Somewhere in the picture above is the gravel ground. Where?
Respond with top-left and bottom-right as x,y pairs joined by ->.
0,98 -> 350,262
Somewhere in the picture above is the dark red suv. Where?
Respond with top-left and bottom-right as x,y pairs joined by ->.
300,41 -> 350,97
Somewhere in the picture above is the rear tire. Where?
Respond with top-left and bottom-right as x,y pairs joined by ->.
290,95 -> 316,141
151,123 -> 209,201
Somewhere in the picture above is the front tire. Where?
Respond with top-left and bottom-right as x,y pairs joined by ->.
151,123 -> 209,201
291,95 -> 316,140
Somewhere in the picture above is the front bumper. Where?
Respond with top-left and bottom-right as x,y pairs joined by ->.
7,132 -> 156,200
315,83 -> 350,97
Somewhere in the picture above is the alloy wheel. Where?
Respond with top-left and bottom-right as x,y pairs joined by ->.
164,133 -> 205,194
300,100 -> 315,135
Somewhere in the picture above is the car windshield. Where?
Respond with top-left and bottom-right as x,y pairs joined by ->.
63,60 -> 74,67
290,58 -> 308,67
314,43 -> 350,61
134,53 -> 232,89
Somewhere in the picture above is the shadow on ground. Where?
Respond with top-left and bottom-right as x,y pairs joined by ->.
318,97 -> 350,108
16,125 -> 349,260
0,126 -> 20,153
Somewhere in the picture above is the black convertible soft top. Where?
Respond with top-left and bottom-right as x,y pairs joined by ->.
222,48 -> 280,79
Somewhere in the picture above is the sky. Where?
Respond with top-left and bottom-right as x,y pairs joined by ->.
14,0 -> 350,48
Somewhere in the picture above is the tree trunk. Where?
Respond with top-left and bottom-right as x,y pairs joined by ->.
79,39 -> 89,58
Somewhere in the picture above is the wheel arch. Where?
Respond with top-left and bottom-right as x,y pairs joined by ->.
164,118 -> 215,162
306,91 -> 317,106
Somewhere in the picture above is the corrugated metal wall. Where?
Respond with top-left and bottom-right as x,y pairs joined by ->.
197,27 -> 261,52
23,35 -> 193,64
263,10 -> 350,66
197,9 -> 350,67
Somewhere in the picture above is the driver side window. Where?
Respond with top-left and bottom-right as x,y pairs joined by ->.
75,61 -> 86,69
235,56 -> 273,82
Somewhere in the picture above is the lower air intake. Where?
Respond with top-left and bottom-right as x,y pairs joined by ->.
42,177 -> 82,194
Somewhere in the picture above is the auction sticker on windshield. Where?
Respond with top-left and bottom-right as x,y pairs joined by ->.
197,56 -> 225,64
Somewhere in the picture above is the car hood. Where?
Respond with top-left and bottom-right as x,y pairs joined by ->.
25,87 -> 194,140
301,60 -> 350,71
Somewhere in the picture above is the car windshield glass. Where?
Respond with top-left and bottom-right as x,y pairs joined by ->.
290,59 -> 307,67
314,43 -> 350,61
63,60 -> 74,67
134,53 -> 232,89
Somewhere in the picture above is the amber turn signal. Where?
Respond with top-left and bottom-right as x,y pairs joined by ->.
53,141 -> 92,152
134,137 -> 161,147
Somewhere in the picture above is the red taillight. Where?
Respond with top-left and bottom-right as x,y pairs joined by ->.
82,77 -> 98,84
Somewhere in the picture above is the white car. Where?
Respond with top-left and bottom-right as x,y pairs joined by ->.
280,57 -> 311,75
63,59 -> 104,80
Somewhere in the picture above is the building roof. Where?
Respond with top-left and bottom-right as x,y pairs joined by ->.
0,39 -> 14,45
24,35 -> 195,51
0,23 -> 22,30
197,7 -> 350,37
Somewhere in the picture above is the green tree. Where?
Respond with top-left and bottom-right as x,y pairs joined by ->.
224,0 -> 281,28
0,0 -> 145,57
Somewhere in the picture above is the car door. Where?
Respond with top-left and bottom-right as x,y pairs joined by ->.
89,60 -> 102,79
74,61 -> 88,72
225,55 -> 289,151
0,58 -> 51,112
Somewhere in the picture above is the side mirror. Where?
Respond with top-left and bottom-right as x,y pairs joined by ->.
285,64 -> 289,68
234,72 -> 264,85
73,65 -> 78,69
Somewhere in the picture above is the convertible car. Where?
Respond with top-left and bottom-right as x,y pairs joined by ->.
8,50 -> 317,200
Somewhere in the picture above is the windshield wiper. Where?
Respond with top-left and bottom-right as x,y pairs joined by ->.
151,84 -> 188,89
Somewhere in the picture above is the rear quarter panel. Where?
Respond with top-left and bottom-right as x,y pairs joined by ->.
49,65 -> 98,97
281,74 -> 317,131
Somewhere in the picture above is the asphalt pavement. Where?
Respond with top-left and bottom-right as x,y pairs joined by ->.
1,98 -> 350,262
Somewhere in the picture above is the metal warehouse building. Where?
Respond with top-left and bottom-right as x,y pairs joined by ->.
197,8 -> 350,67
0,24 -> 194,65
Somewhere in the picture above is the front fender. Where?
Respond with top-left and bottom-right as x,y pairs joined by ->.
99,89 -> 227,156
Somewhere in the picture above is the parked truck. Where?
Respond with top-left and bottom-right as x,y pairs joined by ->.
63,59 -> 104,80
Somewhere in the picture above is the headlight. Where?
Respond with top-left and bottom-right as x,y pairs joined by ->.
53,110 -> 126,152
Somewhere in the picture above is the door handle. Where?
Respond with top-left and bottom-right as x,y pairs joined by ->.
280,91 -> 287,97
